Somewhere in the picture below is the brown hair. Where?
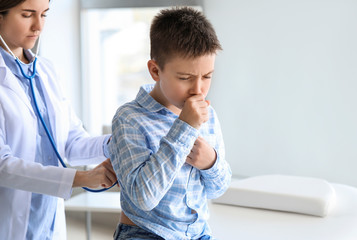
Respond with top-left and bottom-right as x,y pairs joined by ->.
0,0 -> 26,15
150,6 -> 222,69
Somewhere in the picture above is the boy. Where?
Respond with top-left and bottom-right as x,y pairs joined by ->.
110,7 -> 231,240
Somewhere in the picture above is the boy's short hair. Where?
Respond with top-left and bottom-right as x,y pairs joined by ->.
150,6 -> 222,69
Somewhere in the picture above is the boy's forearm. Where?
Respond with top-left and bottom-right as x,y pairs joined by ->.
120,139 -> 187,211
115,118 -> 199,211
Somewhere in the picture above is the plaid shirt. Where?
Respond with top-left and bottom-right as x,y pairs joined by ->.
110,84 -> 231,239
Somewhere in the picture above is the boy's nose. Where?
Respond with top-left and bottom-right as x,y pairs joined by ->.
190,80 -> 202,95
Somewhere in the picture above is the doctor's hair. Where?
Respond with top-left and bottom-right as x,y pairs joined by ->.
150,6 -> 222,70
0,0 -> 50,15
0,0 -> 25,15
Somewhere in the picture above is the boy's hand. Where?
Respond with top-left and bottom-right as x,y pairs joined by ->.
72,159 -> 118,188
179,94 -> 210,129
186,136 -> 217,170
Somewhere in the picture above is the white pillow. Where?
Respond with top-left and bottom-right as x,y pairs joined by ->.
212,175 -> 336,217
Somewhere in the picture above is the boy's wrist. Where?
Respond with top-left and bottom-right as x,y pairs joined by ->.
201,149 -> 217,170
167,118 -> 199,145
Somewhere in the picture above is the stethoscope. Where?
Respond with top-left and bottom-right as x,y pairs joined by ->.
0,35 -> 116,192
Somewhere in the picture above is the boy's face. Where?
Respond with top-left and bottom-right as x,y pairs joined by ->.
149,54 -> 216,114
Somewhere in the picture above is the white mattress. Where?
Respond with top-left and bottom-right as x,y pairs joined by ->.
212,175 -> 336,217
209,183 -> 357,240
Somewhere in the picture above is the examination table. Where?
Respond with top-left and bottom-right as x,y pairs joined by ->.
209,175 -> 357,240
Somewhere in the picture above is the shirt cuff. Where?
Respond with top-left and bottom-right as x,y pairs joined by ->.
166,118 -> 199,149
102,135 -> 112,158
58,168 -> 77,200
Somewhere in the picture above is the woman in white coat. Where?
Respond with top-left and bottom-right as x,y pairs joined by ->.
0,0 -> 118,239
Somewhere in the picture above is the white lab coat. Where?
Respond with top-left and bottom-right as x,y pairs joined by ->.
0,53 -> 108,240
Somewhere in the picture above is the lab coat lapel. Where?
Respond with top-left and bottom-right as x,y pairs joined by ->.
0,59 -> 36,118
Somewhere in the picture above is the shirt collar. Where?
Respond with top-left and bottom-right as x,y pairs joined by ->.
136,84 -> 171,114
0,47 -> 37,80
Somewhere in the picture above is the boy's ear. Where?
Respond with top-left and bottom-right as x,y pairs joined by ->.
147,59 -> 160,82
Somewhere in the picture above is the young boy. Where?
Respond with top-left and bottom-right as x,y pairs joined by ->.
110,7 -> 231,240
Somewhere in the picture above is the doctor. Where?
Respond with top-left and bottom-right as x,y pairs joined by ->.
0,0 -> 117,239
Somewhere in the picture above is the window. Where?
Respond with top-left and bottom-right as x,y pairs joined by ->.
80,0 -> 203,135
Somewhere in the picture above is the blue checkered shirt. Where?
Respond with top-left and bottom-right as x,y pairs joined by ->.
110,84 -> 231,239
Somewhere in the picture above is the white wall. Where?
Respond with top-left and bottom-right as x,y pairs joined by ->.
204,0 -> 357,186
41,0 -> 82,118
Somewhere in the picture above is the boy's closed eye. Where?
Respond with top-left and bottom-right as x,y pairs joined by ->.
177,73 -> 191,81
177,74 -> 212,81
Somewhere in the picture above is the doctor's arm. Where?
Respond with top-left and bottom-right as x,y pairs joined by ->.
0,129 -> 116,198
56,88 -> 110,166
110,117 -> 198,211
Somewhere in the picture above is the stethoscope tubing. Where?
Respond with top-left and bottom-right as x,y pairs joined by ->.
18,57 -> 117,193
24,59 -> 116,192
1,33 -> 117,192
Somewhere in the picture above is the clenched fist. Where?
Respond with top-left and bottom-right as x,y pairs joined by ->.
186,136 -> 217,170
179,94 -> 210,129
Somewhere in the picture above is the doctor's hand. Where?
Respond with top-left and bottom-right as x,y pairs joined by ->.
179,94 -> 210,129
186,136 -> 217,170
72,159 -> 118,189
